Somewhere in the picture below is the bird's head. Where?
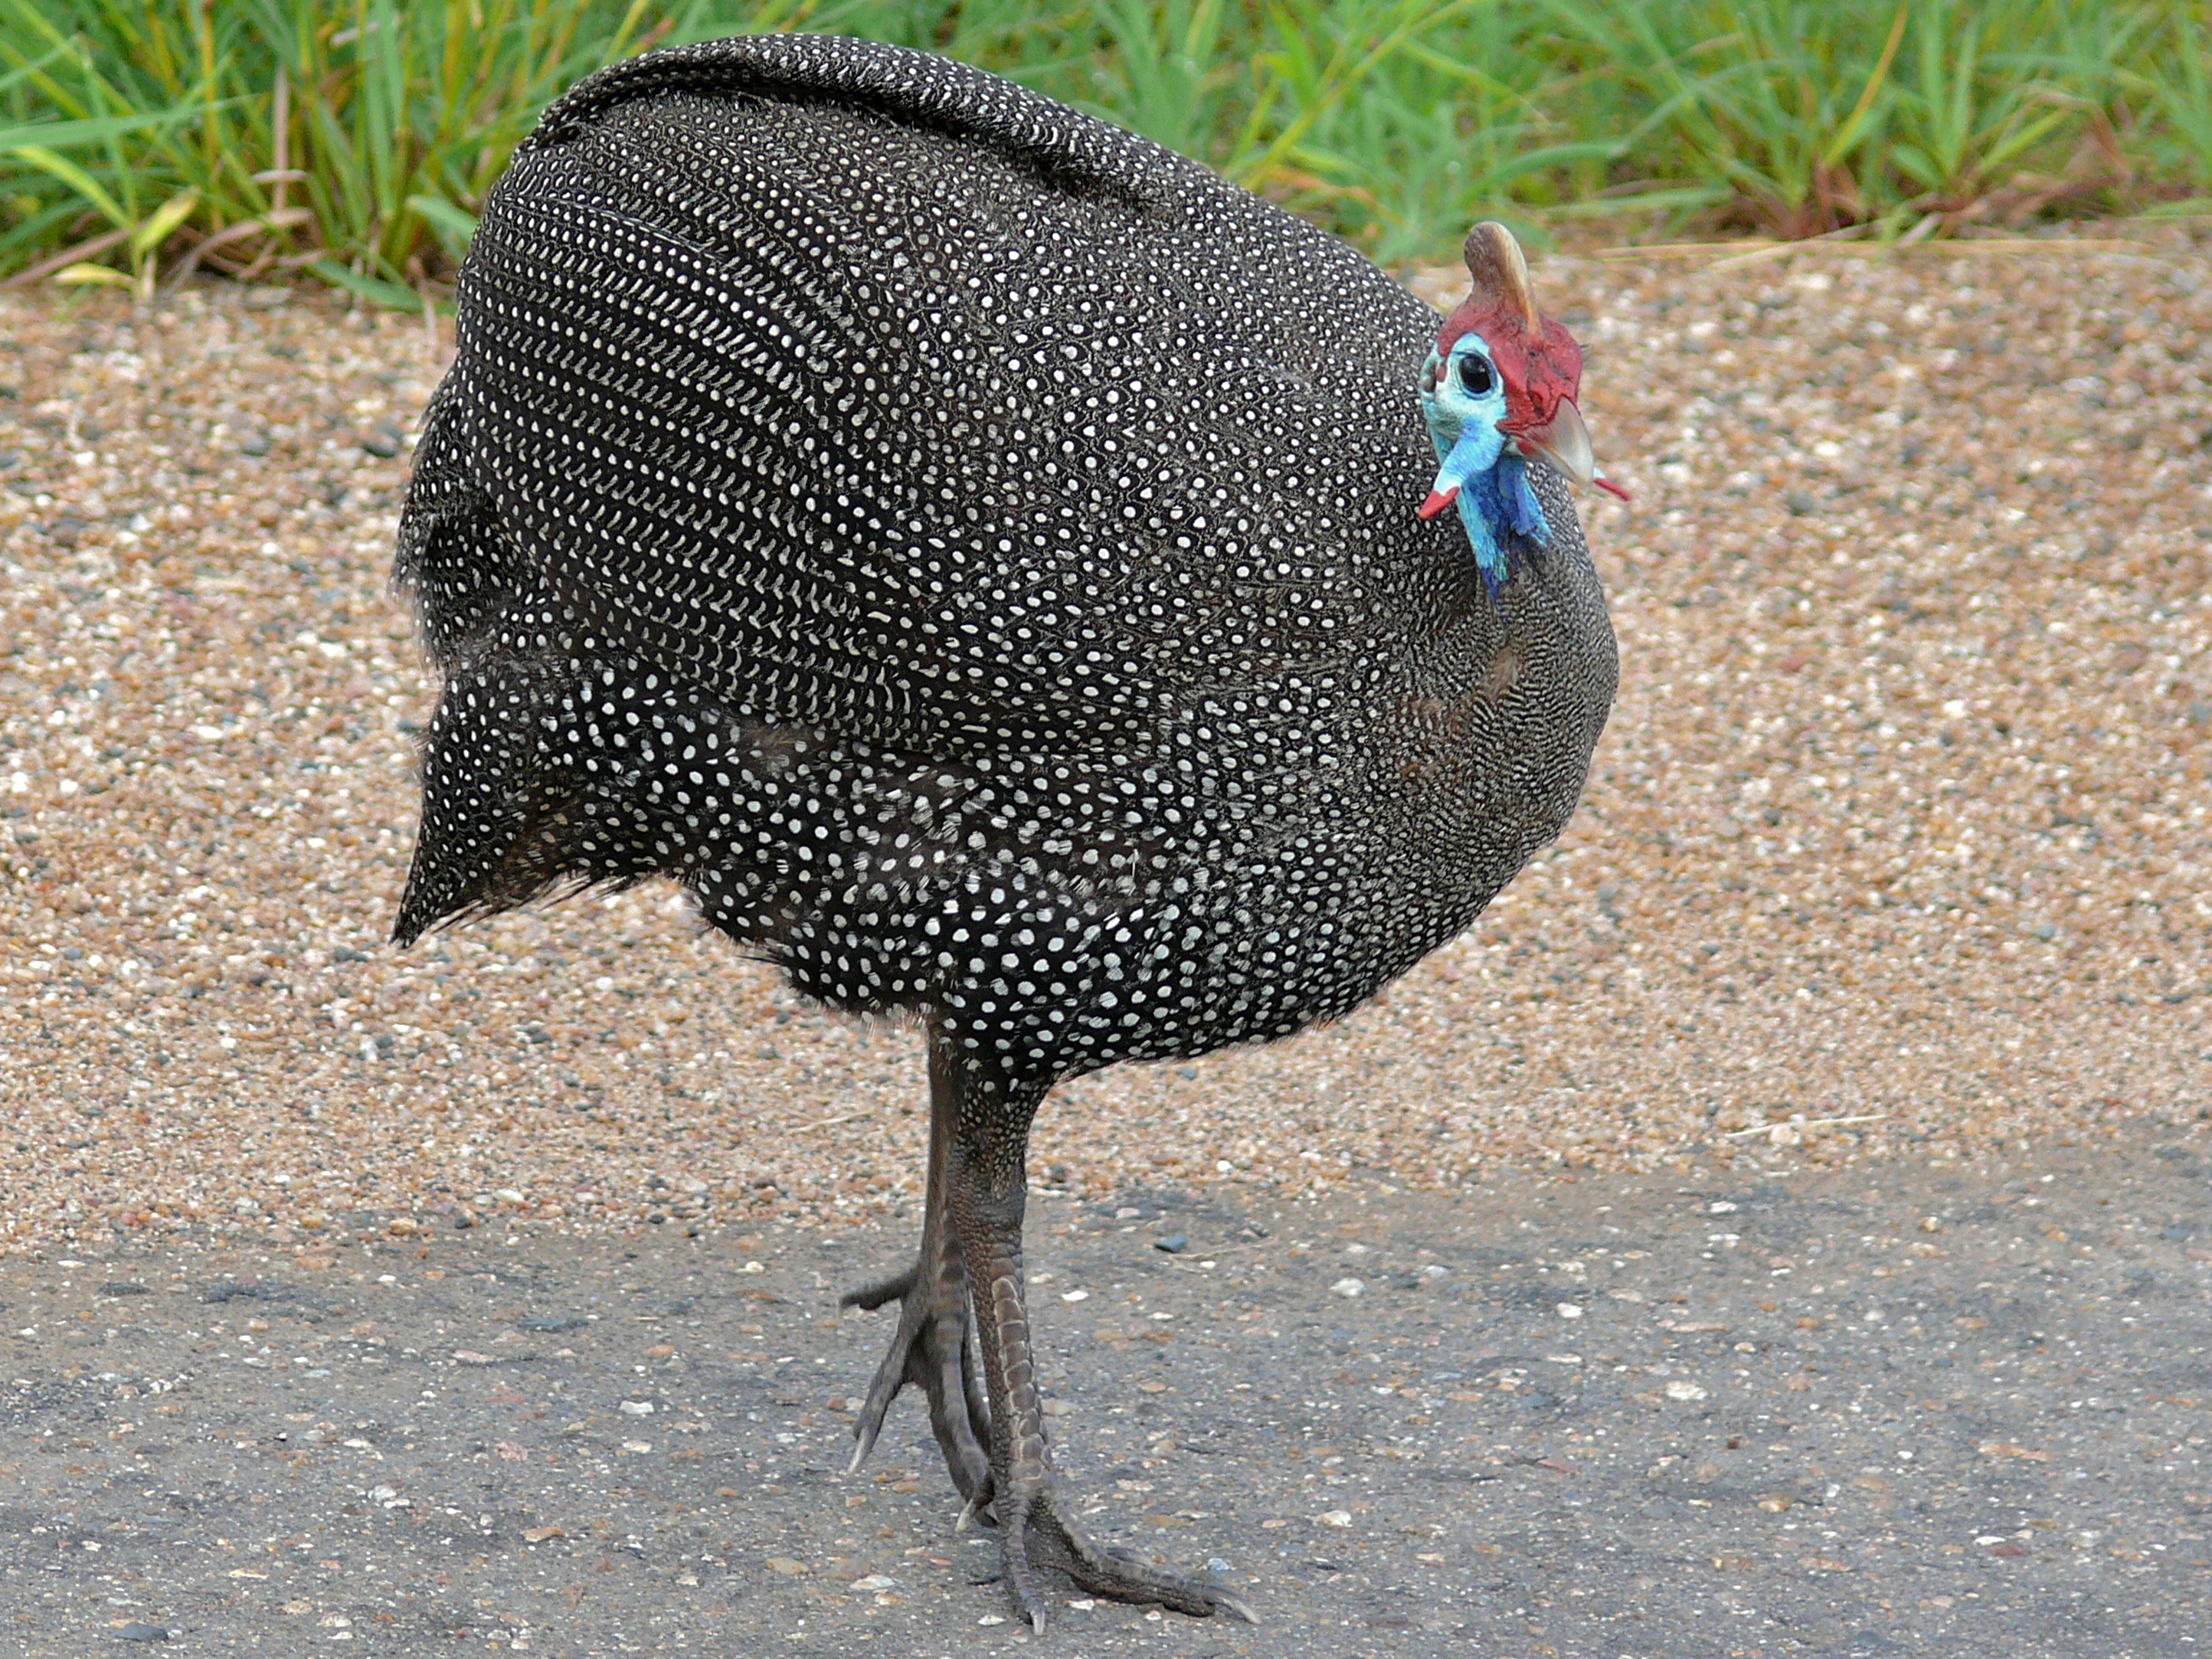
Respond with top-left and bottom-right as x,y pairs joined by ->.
1417,222 -> 1626,593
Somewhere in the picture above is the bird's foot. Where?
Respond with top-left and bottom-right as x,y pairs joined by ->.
993,1485 -> 1258,1632
840,1258 -> 992,1504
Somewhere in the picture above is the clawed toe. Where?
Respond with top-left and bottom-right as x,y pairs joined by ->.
994,1488 -> 1259,1629
839,1265 -> 916,1312
842,1256 -> 993,1502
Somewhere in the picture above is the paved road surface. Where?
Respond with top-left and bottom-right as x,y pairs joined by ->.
3,1122 -> 2207,1657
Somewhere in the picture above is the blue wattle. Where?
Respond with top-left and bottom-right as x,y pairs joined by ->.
1429,425 -> 1553,598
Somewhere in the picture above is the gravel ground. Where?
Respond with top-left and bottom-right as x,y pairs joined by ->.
2,1120 -> 2207,1657
0,230 -> 2206,1253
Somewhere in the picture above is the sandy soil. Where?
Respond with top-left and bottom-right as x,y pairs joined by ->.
0,229 -> 2205,1255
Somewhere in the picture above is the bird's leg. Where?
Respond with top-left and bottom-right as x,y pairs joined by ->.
839,1031 -> 991,1504
943,1045 -> 1257,1633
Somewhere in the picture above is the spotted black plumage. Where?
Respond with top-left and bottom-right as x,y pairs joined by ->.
391,34 -> 1616,1630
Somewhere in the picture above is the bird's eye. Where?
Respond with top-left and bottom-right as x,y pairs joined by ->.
1458,355 -> 1495,395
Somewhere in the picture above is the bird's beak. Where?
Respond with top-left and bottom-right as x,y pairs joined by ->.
1513,398 -> 1631,500
1514,398 -> 1595,488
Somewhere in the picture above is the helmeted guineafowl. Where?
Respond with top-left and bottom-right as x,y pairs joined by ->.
391,33 -> 1619,1631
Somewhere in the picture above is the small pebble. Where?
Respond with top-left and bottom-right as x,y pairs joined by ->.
1330,1278 -> 1364,1298
1153,1233 -> 1188,1254
115,1625 -> 169,1643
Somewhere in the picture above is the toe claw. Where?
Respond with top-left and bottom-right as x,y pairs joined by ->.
1216,1592 -> 1261,1625
955,1494 -> 983,1533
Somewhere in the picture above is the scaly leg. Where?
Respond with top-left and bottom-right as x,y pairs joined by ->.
839,1030 -> 992,1505
941,1039 -> 1258,1633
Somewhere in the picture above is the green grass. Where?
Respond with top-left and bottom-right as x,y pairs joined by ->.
5,0 -> 2210,302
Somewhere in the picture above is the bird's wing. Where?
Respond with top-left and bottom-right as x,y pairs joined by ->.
399,34 -> 1447,762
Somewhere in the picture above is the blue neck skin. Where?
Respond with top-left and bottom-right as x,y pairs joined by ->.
1422,403 -> 1552,597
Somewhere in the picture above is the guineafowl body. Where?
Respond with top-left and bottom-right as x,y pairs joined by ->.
392,34 -> 1617,1629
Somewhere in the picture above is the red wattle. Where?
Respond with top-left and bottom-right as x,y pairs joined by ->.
1417,487 -> 1458,521
1595,477 -> 1632,502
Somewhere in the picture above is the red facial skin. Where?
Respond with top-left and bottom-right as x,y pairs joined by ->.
1436,297 -> 1582,441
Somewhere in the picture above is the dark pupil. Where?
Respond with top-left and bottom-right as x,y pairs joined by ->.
1458,355 -> 1494,394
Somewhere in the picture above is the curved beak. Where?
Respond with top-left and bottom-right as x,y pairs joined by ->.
1513,398 -> 1595,488
1514,398 -> 1632,502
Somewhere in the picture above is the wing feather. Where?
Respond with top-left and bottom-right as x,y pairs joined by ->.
401,36 -> 1447,765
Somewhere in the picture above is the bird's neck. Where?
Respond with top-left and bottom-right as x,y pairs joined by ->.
1461,457 -> 1553,591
